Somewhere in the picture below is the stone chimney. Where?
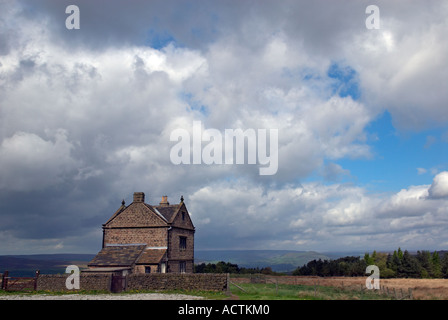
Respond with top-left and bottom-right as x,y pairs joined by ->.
159,195 -> 170,206
133,192 -> 145,203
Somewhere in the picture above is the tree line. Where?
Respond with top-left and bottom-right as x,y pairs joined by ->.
293,248 -> 448,278
194,261 -> 279,275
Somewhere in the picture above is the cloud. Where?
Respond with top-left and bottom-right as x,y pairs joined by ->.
8,0 -> 447,132
345,2 -> 448,131
187,175 -> 448,251
429,171 -> 448,199
417,168 -> 427,175
0,1 -> 447,253
322,162 -> 351,182
0,130 -> 78,191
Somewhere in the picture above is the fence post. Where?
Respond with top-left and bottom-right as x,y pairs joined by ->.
34,270 -> 40,291
275,279 -> 278,295
408,288 -> 413,300
2,271 -> 8,291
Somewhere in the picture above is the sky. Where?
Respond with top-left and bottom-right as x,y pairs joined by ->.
0,0 -> 448,255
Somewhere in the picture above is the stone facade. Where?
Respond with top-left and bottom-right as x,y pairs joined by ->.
104,227 -> 168,247
88,192 -> 195,274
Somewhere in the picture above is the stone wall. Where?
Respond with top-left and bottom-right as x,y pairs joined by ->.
34,273 -> 228,292
127,273 -> 228,292
36,274 -> 112,291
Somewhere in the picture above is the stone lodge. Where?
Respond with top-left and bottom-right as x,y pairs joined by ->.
86,192 -> 195,275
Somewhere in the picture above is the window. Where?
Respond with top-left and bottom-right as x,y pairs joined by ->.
179,261 -> 186,273
179,236 -> 187,250
182,212 -> 185,221
145,266 -> 151,273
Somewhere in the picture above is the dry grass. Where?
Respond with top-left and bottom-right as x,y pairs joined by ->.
232,275 -> 448,300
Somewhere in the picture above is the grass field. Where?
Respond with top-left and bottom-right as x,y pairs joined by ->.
229,282 -> 392,300
230,275 -> 448,300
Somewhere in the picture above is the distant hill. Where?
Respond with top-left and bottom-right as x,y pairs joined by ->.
0,251 -> 329,275
0,254 -> 95,277
3,249 -> 440,276
195,250 -> 331,272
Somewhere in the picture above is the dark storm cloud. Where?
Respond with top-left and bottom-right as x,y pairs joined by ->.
16,0 -> 370,53
17,0 -> 224,50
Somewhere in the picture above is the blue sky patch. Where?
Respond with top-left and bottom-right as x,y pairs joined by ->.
180,91 -> 209,116
145,29 -> 179,50
336,111 -> 448,191
327,62 -> 360,100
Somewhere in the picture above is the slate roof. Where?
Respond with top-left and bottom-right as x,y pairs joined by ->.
88,245 -> 146,267
83,267 -> 131,273
136,248 -> 167,264
152,205 -> 180,223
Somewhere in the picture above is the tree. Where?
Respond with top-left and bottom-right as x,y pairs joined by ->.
432,251 -> 442,278
364,253 -> 374,266
397,247 -> 404,260
374,252 -> 394,278
441,253 -> 448,278
416,251 -> 432,278
352,258 -> 367,276
372,250 -> 377,263
389,250 -> 401,273
398,250 -> 421,278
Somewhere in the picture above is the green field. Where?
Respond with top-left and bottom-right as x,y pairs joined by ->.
228,282 -> 393,300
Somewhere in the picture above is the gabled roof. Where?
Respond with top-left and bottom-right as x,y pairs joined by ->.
155,201 -> 195,230
103,193 -> 194,230
103,204 -> 126,226
104,202 -> 168,228
88,245 -> 146,267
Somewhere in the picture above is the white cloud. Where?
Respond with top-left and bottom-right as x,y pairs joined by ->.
187,173 -> 448,251
429,171 -> 448,199
346,3 -> 448,130
417,168 -> 427,175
